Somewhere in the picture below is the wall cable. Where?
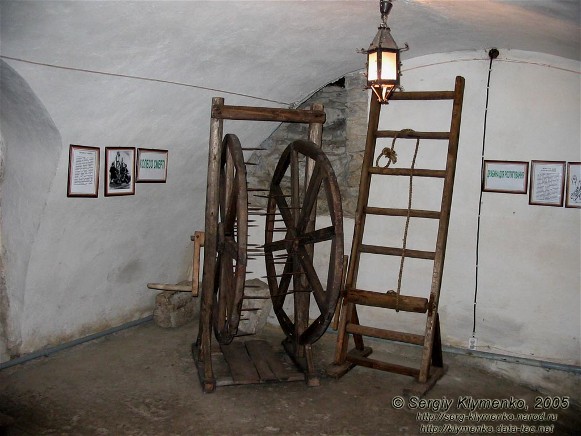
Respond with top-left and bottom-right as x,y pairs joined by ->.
472,48 -> 499,340
0,55 -> 291,106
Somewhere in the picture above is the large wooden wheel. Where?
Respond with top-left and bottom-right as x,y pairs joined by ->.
264,140 -> 344,346
213,134 -> 248,344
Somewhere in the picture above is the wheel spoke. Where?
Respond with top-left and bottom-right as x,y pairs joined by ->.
271,257 -> 292,309
224,175 -> 239,231
299,226 -> 336,246
271,185 -> 295,230
263,239 -> 288,253
296,245 -> 325,312
297,162 -> 323,233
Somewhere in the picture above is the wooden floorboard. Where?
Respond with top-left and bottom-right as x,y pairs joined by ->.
221,341 -> 261,384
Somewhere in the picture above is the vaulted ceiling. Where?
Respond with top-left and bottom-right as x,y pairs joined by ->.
1,1 -> 579,107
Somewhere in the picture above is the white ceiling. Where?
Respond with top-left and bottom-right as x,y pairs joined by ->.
1,1 -> 579,106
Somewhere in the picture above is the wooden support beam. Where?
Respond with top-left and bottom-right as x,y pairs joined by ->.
346,289 -> 429,313
346,324 -> 425,346
212,103 -> 326,124
376,130 -> 450,140
360,244 -> 435,260
368,167 -> 447,178
390,91 -> 455,101
365,207 -> 441,219
346,351 -> 421,378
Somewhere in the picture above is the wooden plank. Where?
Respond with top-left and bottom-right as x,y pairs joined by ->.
365,206 -> 441,219
221,342 -> 260,384
390,91 -> 455,101
249,340 -> 305,382
346,351 -> 421,378
376,130 -> 450,140
244,340 -> 278,382
346,289 -> 428,313
346,323 -> 425,346
368,167 -> 447,178
360,244 -> 435,260
212,103 -> 326,124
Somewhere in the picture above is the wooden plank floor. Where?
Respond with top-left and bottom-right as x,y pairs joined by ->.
201,339 -> 305,387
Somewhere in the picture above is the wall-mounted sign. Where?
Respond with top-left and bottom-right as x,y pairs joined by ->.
565,162 -> 581,208
136,148 -> 168,183
529,160 -> 565,207
105,147 -> 136,196
67,144 -> 100,197
482,160 -> 529,194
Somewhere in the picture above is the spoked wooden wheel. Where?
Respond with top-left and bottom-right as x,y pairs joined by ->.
213,134 -> 248,344
264,140 -> 344,346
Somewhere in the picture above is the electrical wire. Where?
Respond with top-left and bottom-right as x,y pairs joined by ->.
0,55 -> 292,106
472,49 -> 499,339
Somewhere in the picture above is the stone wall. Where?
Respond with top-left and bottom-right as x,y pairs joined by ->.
246,71 -> 368,218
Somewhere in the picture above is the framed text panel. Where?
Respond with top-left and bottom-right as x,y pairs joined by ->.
529,160 -> 565,207
565,162 -> 581,208
136,148 -> 168,183
67,144 -> 100,197
483,160 -> 529,194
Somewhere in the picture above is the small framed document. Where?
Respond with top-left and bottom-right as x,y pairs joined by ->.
105,147 -> 136,196
67,145 -> 100,197
529,160 -> 566,207
565,162 -> 581,208
136,148 -> 168,183
482,160 -> 529,194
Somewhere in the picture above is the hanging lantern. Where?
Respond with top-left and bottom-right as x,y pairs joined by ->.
366,0 -> 402,103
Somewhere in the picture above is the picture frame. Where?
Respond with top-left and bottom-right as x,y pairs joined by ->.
565,162 -> 581,208
67,144 -> 100,198
136,148 -> 168,183
482,160 -> 529,194
529,160 -> 566,207
105,147 -> 136,196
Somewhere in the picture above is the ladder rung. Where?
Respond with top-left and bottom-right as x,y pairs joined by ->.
365,207 -> 441,219
360,244 -> 435,260
390,90 -> 455,101
346,323 -> 425,345
368,167 -> 447,178
346,289 -> 429,313
346,350 -> 420,377
375,130 -> 450,140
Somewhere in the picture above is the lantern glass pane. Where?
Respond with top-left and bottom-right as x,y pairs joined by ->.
380,51 -> 397,81
368,51 -> 378,81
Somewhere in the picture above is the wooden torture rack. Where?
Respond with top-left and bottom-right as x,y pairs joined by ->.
192,98 -> 345,392
327,76 -> 465,396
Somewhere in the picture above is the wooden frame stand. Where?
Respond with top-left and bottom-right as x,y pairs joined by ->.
193,98 -> 331,392
327,77 -> 465,396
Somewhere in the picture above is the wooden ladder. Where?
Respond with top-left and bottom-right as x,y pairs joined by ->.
328,76 -> 465,394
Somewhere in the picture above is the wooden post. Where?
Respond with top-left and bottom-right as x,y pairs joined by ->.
197,97 -> 224,392
419,76 -> 465,383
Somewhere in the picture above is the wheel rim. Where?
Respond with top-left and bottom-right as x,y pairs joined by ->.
264,140 -> 344,345
213,134 -> 248,344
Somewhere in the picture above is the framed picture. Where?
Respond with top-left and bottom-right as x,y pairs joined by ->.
105,147 -> 136,196
565,162 -> 581,208
67,144 -> 100,197
136,148 -> 168,183
482,160 -> 529,194
529,160 -> 566,207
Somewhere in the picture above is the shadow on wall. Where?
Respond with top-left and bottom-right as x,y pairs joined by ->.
0,60 -> 62,362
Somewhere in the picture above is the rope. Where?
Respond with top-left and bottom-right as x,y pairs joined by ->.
376,129 -> 420,312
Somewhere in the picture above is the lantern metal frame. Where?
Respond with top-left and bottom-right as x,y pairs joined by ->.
364,0 -> 407,103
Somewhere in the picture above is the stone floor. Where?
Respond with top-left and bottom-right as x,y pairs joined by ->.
1,321 -> 579,435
